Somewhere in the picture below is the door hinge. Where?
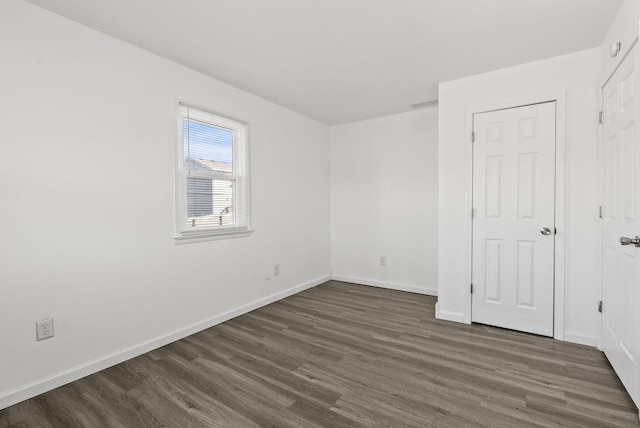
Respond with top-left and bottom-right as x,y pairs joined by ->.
599,111 -> 604,125
598,300 -> 603,313
470,283 -> 473,294
598,205 -> 603,219
471,131 -> 475,143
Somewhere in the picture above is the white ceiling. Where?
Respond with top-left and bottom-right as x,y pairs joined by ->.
25,0 -> 621,125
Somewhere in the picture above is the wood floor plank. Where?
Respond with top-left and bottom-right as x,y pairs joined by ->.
1,280 -> 639,427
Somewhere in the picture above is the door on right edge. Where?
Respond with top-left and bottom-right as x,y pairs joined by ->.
602,40 -> 640,409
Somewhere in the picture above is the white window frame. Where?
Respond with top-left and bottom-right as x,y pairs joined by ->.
174,103 -> 251,242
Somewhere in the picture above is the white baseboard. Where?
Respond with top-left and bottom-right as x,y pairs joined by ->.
435,302 -> 465,323
563,331 -> 598,347
331,275 -> 437,296
0,274 -> 331,411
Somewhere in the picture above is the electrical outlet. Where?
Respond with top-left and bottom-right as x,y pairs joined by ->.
36,318 -> 54,341
273,263 -> 280,276
380,256 -> 387,267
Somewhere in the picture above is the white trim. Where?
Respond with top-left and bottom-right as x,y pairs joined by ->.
596,80 -> 604,351
331,275 -> 437,296
463,106 -> 475,324
465,92 -> 567,340
553,95 -> 567,341
435,302 -> 466,323
174,229 -> 253,243
0,274 -> 331,411
564,332 -> 598,347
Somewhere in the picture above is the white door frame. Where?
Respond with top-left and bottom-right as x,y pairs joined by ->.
464,92 -> 567,341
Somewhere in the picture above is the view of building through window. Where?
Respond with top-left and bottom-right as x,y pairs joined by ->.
183,119 -> 234,227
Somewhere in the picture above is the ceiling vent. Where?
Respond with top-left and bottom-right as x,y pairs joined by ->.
410,99 -> 438,109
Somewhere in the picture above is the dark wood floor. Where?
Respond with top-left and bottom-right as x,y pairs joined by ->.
1,281 -> 639,427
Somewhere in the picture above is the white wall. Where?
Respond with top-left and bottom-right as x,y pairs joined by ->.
0,0 -> 330,408
437,48 -> 602,346
600,0 -> 640,80
330,109 -> 438,295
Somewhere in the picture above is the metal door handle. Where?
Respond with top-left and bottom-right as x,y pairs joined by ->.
620,236 -> 640,247
540,227 -> 552,235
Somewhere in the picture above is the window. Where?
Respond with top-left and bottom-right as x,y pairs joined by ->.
175,104 -> 250,240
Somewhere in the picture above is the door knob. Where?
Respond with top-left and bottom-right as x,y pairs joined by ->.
620,236 -> 640,247
540,227 -> 552,235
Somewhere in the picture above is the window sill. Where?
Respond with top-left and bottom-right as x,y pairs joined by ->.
174,229 -> 252,244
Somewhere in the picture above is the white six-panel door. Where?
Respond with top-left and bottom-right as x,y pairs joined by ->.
602,40 -> 640,409
472,102 -> 556,337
